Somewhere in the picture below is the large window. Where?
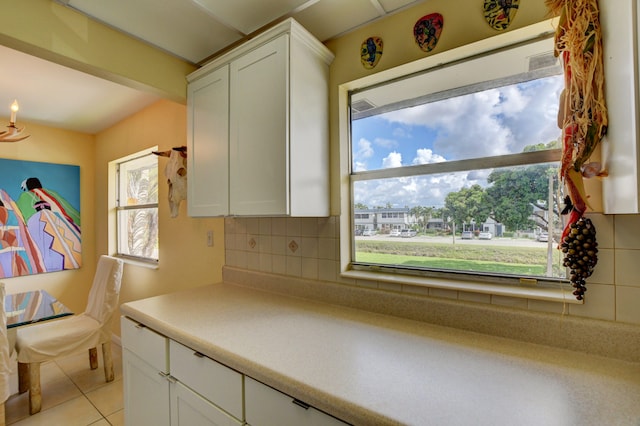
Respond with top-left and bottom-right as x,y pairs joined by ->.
115,152 -> 159,262
349,35 -> 568,287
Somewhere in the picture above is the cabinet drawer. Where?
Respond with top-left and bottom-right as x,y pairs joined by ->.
121,316 -> 168,373
245,377 -> 348,426
172,381 -> 243,426
169,340 -> 243,420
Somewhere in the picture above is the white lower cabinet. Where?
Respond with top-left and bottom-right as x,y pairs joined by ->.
245,377 -> 348,426
169,340 -> 244,421
171,381 -> 241,426
121,317 -> 171,426
123,349 -> 171,426
122,317 -> 244,426
122,317 -> 348,426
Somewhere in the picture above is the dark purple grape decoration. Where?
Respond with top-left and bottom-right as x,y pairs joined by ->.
560,217 -> 597,300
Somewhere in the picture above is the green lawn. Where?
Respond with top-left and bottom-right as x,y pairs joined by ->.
355,240 -> 563,276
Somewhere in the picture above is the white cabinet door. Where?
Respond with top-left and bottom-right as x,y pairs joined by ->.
171,381 -> 242,426
229,34 -> 289,216
169,340 -> 244,420
123,348 -> 171,426
245,377 -> 348,426
187,64 -> 230,216
186,19 -> 332,218
122,316 -> 171,426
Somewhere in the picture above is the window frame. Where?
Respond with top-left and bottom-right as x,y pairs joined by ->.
114,150 -> 159,263
338,19 -> 580,303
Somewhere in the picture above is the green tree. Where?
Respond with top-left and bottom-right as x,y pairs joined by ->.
484,140 -> 563,232
444,185 -> 490,232
485,164 -> 553,232
522,139 -> 560,152
409,206 -> 434,233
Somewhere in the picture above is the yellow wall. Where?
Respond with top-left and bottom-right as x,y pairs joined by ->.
0,120 -> 96,314
0,0 -> 195,102
94,99 -> 225,334
225,0 -> 639,325
0,0 -> 635,330
1,102 -> 224,337
325,0 -> 555,215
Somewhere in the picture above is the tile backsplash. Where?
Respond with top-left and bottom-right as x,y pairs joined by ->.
225,213 -> 640,327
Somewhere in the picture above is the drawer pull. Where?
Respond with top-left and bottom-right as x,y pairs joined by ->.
158,372 -> 177,383
292,399 -> 310,410
134,323 -> 146,330
193,351 -> 205,358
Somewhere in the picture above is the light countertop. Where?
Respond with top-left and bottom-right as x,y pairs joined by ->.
120,282 -> 640,425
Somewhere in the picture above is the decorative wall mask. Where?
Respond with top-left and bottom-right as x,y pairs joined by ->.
413,13 -> 444,53
483,0 -> 520,31
153,146 -> 187,218
360,37 -> 383,69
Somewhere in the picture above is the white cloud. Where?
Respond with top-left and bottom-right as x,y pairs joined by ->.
378,75 -> 563,161
353,161 -> 367,172
392,127 -> 410,138
374,137 -> 398,149
501,77 -> 563,151
355,138 -> 374,159
412,148 -> 446,165
352,75 -> 563,208
352,138 -> 374,171
382,151 -> 402,168
353,171 -> 480,208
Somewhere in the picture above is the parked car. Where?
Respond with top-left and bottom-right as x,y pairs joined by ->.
461,231 -> 473,239
354,228 -> 363,236
400,229 -> 417,238
362,229 -> 376,236
389,229 -> 402,237
537,232 -> 549,242
479,232 -> 492,240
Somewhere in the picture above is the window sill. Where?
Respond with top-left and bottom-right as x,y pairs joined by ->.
116,256 -> 159,270
341,270 -> 583,305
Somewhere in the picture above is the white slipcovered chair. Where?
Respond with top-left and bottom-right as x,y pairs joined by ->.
15,255 -> 123,415
0,283 -> 12,426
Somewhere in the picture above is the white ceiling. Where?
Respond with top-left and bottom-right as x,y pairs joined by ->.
0,0 -> 425,135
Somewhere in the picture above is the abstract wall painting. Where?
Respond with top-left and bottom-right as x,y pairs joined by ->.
0,158 -> 81,278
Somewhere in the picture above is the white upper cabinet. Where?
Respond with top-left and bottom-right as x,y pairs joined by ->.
187,65 -> 230,217
229,35 -> 288,216
187,18 -> 334,217
601,0 -> 640,213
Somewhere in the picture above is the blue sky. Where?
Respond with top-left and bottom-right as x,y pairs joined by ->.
0,158 -> 80,209
351,75 -> 563,209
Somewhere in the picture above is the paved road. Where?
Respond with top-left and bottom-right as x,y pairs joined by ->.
356,234 -> 555,248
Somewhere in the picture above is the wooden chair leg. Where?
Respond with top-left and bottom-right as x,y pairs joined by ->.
89,347 -> 98,370
18,362 -> 29,394
28,363 -> 41,415
102,341 -> 114,382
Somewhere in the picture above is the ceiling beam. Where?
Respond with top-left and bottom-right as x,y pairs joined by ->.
0,0 -> 196,103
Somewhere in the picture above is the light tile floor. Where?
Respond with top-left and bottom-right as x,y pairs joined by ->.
5,343 -> 124,426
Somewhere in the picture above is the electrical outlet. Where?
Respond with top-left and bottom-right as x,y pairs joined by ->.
207,230 -> 214,247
